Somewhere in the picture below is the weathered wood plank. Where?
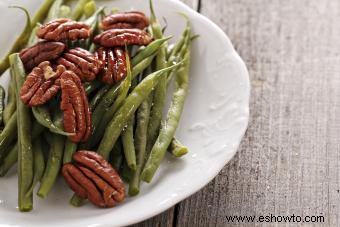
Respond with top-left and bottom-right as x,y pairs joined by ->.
175,0 -> 340,226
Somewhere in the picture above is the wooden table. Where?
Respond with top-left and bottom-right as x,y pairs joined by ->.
134,0 -> 340,226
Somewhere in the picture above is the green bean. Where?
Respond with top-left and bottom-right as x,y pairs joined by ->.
132,53 -> 157,78
97,62 -> 182,160
129,91 -> 153,196
84,1 -> 96,18
0,85 -> 5,126
32,105 -> 73,136
141,49 -> 191,183
168,138 -> 188,157
3,70 -> 16,125
146,0 -> 169,157
10,54 -> 33,212
46,0 -> 63,21
31,0 -> 55,26
84,80 -> 102,95
121,115 -> 136,170
131,37 -> 171,66
59,5 -> 72,18
72,0 -> 91,21
70,194 -> 85,207
63,140 -> 77,164
26,137 -> 45,195
37,112 -> 66,198
0,123 -> 44,177
0,112 -> 17,162
0,7 -> 31,77
89,85 -> 110,110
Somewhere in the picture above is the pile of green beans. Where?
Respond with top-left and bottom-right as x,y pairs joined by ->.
0,0 -> 194,210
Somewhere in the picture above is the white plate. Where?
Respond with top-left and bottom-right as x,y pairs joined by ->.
0,0 -> 250,226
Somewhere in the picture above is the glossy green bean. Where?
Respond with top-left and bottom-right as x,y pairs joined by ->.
10,54 -> 33,212
141,50 -> 191,183
131,37 -> 171,66
0,112 -> 17,162
26,137 -> 45,195
72,0 -> 91,20
37,113 -> 66,199
129,92 -> 153,196
0,85 -> 5,126
0,123 -> 44,177
168,138 -> 188,157
3,70 -> 16,125
97,63 -> 181,160
0,7 -> 31,77
32,106 -> 73,136
132,53 -> 157,78
121,115 -> 136,170
63,140 -> 77,164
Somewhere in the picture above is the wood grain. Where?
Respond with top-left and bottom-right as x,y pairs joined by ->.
175,0 -> 340,226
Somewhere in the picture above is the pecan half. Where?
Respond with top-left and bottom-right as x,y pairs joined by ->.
19,41 -> 66,71
60,70 -> 91,143
57,48 -> 101,82
20,61 -> 65,106
95,47 -> 128,84
62,150 -> 125,208
36,18 -> 91,41
94,29 -> 153,47
101,11 -> 149,30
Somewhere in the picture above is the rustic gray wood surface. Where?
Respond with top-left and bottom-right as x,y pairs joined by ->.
133,0 -> 340,226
